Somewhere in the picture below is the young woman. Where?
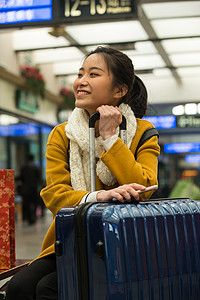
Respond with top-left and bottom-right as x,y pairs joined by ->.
5,46 -> 160,299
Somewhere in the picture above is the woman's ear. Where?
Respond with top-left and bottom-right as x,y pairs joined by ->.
114,85 -> 128,99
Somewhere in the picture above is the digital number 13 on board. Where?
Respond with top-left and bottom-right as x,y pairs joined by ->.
65,0 -> 107,17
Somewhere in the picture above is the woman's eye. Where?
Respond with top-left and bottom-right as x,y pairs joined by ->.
77,73 -> 83,77
90,73 -> 99,77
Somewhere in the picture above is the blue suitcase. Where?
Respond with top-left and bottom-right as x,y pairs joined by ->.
55,198 -> 200,299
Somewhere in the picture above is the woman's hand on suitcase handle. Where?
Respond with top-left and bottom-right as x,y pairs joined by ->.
97,105 -> 122,140
96,183 -> 146,203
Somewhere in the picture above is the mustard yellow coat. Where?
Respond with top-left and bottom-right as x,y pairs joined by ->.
37,118 -> 160,260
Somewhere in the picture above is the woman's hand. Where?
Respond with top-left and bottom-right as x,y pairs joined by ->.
97,105 -> 122,140
96,183 -> 146,203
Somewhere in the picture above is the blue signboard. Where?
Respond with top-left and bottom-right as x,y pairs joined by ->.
143,115 -> 176,129
185,154 -> 200,164
0,1 -> 52,9
0,123 -> 39,136
164,143 -> 200,154
0,123 -> 52,136
0,0 -> 52,25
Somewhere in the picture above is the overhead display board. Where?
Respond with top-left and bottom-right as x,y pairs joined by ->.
177,115 -> 200,128
0,0 -> 137,28
143,115 -> 176,130
164,143 -> 200,154
185,154 -> 200,164
60,0 -> 138,23
0,0 -> 53,27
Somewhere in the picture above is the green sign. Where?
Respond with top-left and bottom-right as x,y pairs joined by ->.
61,0 -> 138,22
57,108 -> 73,123
177,115 -> 200,128
16,90 -> 39,114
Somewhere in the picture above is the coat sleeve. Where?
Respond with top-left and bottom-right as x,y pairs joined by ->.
100,123 -> 160,199
40,124 -> 88,216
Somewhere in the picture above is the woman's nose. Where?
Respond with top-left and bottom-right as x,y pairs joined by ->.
79,81 -> 87,86
78,75 -> 88,85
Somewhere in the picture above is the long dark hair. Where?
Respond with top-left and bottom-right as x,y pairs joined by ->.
85,46 -> 147,118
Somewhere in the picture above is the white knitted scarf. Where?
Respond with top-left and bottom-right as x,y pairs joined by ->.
65,103 -> 137,191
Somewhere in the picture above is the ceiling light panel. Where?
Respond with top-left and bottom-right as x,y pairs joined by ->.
0,115 -> 19,125
162,38 -> 200,54
34,47 -> 83,64
142,1 -> 200,19
177,67 -> 200,77
172,105 -> 184,116
13,28 -> 68,50
151,17 -> 200,38
127,53 -> 165,70
153,68 -> 172,77
53,61 -> 81,75
185,103 -> 198,115
170,53 -> 200,67
65,21 -> 148,45
133,41 -> 157,55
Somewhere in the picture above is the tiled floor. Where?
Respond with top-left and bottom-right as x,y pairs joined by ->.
15,209 -> 53,260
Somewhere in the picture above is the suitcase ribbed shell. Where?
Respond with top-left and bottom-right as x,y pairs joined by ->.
56,199 -> 200,300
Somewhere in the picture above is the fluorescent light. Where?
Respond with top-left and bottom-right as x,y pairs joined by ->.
153,68 -> 172,77
13,28 -> 68,50
65,21 -> 148,44
0,115 -> 19,125
170,53 -> 200,67
128,54 -> 165,70
34,47 -> 83,64
172,105 -> 184,116
53,61 -> 82,75
142,1 -> 200,19
185,103 -> 197,115
151,17 -> 200,38
177,67 -> 200,77
134,41 -> 157,54
162,38 -> 200,54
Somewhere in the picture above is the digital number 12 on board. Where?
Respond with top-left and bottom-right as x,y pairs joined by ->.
65,0 -> 107,17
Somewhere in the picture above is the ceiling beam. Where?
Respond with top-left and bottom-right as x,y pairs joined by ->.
138,5 -> 182,84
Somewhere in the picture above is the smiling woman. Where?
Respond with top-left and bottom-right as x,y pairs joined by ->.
5,46 -> 160,300
73,53 -> 122,115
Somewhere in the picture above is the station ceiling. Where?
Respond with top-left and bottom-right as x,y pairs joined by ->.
3,0 -> 200,87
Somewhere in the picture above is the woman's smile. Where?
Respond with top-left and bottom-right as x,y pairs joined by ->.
77,89 -> 91,96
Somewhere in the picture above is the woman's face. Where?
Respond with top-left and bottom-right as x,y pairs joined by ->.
73,53 -> 120,115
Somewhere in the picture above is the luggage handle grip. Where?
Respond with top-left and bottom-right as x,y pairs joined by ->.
89,111 -> 127,130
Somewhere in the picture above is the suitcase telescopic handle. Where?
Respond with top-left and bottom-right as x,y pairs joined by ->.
89,111 -> 127,192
